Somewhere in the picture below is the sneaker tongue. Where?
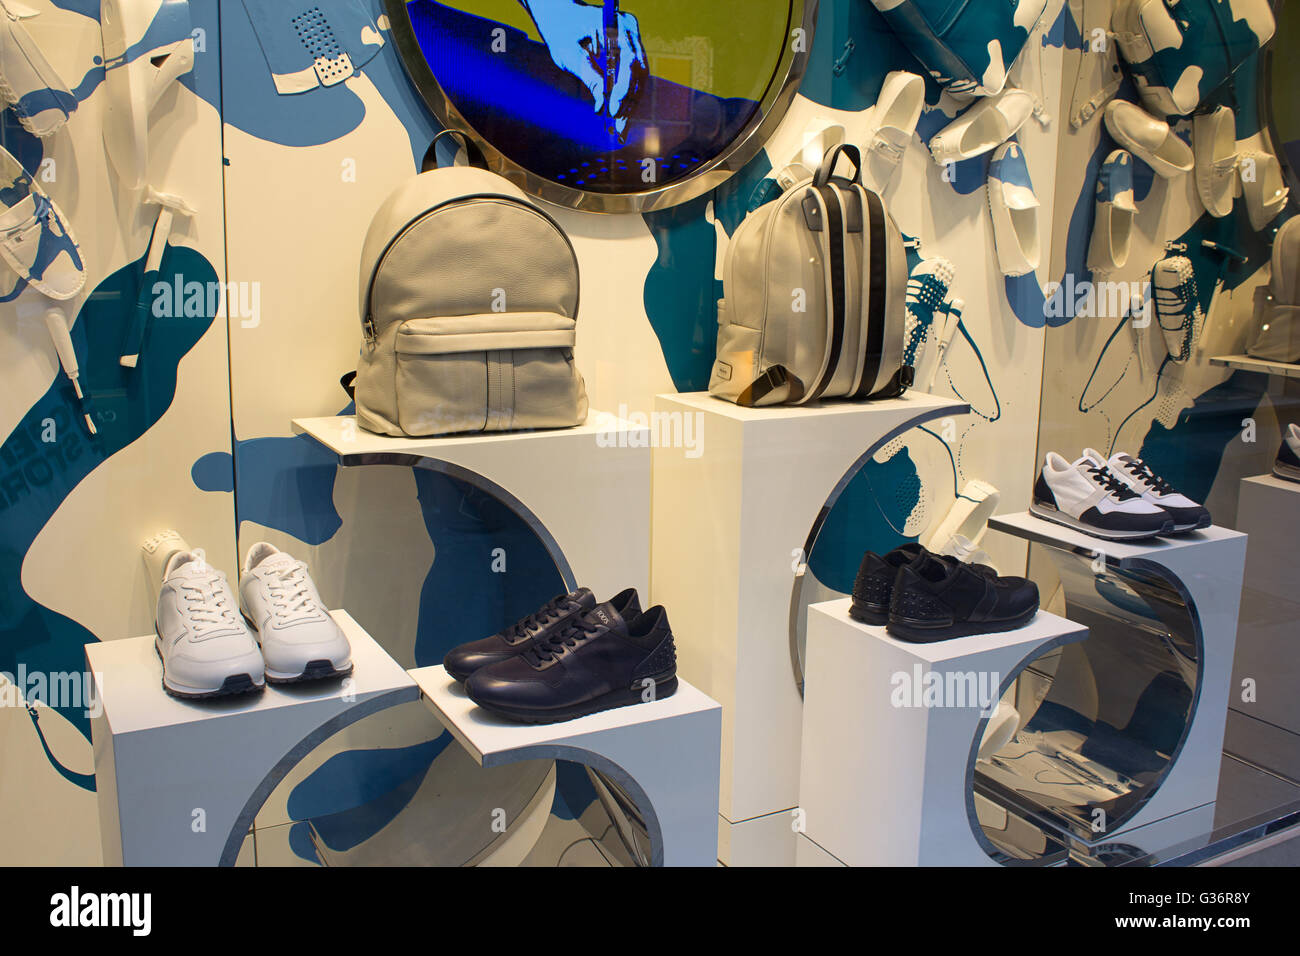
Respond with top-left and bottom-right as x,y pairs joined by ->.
570,587 -> 596,611
257,552 -> 297,573
170,550 -> 211,578
1079,448 -> 1108,467
583,601 -> 626,634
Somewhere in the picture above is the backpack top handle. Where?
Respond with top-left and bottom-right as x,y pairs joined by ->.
814,143 -> 864,188
422,128 -> 490,173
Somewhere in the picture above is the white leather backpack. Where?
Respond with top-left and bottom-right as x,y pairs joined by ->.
709,144 -> 912,407
347,131 -> 588,437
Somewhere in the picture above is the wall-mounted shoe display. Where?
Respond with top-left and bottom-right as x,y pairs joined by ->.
1193,106 -> 1237,218
0,144 -> 84,299
464,601 -> 677,724
1152,253 -> 1203,364
155,549 -> 266,699
886,550 -> 1039,643
443,586 -> 641,682
1275,424 -> 1300,483
1032,451 -> 1175,540
239,542 -> 353,683
922,478 -> 1001,555
929,88 -> 1035,167
1239,150 -> 1290,231
101,0 -> 196,191
1087,150 -> 1137,275
987,142 -> 1040,277
0,0 -> 76,136
1105,452 -> 1211,532
1103,100 -> 1193,179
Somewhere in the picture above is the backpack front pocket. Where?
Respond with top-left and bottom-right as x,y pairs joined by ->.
394,313 -> 585,436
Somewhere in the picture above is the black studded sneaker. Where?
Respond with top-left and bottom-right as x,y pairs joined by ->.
887,552 -> 1039,643
464,602 -> 677,724
443,587 -> 640,682
851,543 -> 998,625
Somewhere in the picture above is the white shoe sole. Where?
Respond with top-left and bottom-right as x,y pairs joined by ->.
154,635 -> 265,700
1274,461 -> 1300,483
1029,501 -> 1172,541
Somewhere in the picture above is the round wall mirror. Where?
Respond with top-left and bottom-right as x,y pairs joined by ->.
385,0 -> 818,212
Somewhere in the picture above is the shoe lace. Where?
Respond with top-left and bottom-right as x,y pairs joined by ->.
1122,458 -> 1174,496
267,562 -> 317,620
505,594 -> 578,641
183,571 -> 240,634
1086,464 -> 1139,501
524,617 -> 603,666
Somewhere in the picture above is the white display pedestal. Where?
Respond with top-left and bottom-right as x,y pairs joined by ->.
294,414 -> 651,602
410,665 -> 722,867
988,512 -> 1246,851
1232,475 -> 1300,737
797,598 -> 1087,866
89,611 -> 419,866
650,390 -> 968,864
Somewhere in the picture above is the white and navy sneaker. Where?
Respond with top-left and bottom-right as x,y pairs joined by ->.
155,550 -> 265,699
239,543 -> 352,684
1275,424 -> 1300,483
1106,452 -> 1211,532
1031,452 -> 1174,540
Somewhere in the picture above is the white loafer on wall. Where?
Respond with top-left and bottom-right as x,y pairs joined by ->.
1087,150 -> 1137,275
0,0 -> 76,137
0,144 -> 85,300
1193,105 -> 1238,218
866,71 -> 925,189
929,87 -> 1035,167
1239,150 -> 1290,231
987,142 -> 1040,277
1103,100 -> 1193,179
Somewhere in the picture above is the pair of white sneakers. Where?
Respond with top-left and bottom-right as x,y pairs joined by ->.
1032,449 -> 1211,542
154,543 -> 352,699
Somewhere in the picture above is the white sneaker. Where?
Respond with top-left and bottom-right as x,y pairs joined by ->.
1030,451 -> 1174,540
155,550 -> 265,699
239,543 -> 352,683
0,143 -> 85,300
1105,452 -> 1211,533
1152,254 -> 1203,364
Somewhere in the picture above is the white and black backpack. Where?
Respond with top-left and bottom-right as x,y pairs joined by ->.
709,145 -> 911,407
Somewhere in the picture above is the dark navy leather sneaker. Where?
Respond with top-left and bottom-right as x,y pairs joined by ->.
1275,424 -> 1300,483
443,588 -> 640,682
464,602 -> 677,724
887,552 -> 1039,643
851,543 -> 997,625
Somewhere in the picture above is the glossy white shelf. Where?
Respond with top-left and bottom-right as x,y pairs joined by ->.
798,599 -> 1087,867
293,412 -> 652,606
88,611 -> 419,866
1209,354 -> 1300,380
410,665 -> 722,867
988,511 -> 1244,564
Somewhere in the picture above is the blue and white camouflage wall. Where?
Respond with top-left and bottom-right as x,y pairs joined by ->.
1,0 -> 1107,865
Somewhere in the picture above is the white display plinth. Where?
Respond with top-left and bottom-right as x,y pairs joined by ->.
988,512 -> 1246,846
1232,474 -> 1300,737
798,598 -> 1087,866
410,665 -> 722,867
650,390 -> 968,863
89,611 -> 419,866
294,413 -> 651,602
